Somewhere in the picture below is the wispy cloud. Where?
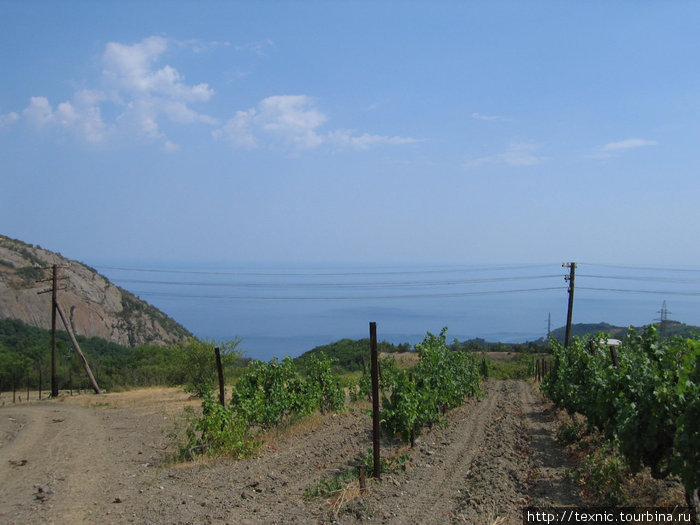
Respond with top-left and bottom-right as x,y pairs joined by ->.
0,110 -> 19,128
179,39 -> 231,54
602,138 -> 657,152
471,112 -> 511,122
464,140 -> 546,169
235,39 -> 275,57
589,138 -> 658,159
214,95 -> 421,152
328,130 -> 422,150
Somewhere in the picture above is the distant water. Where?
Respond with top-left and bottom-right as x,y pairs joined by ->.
92,261 -> 700,361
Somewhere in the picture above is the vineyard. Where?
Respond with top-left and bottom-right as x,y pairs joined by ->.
541,326 -> 700,515
0,328 -> 697,524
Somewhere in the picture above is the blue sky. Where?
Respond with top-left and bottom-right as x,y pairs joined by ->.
2,1 -> 699,267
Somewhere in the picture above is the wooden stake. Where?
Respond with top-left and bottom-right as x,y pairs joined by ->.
214,346 -> 225,406
370,322 -> 381,480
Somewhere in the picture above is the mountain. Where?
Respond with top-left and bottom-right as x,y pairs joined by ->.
0,234 -> 191,347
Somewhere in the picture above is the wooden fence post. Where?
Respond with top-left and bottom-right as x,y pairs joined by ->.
370,322 -> 381,480
214,346 -> 225,406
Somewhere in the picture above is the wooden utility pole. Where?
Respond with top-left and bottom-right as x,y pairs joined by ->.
369,322 -> 381,479
563,262 -> 576,348
38,265 -> 101,395
37,265 -> 65,397
51,265 -> 58,396
54,302 -> 101,394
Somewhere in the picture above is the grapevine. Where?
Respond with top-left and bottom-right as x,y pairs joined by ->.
541,326 -> 699,513
380,328 -> 481,443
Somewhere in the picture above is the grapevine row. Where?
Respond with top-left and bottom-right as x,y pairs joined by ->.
364,328 -> 482,444
540,326 -> 699,512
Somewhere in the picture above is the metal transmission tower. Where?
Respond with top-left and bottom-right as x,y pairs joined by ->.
657,300 -> 670,339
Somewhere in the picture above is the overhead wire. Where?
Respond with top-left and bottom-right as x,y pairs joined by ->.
129,286 -> 565,301
109,274 -> 562,289
93,263 -> 558,277
92,262 -> 700,301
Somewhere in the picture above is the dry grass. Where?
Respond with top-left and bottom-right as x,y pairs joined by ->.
0,386 -> 203,418
379,351 -> 420,368
484,351 -> 519,362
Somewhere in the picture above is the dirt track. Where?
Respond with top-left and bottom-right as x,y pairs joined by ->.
0,380 -> 582,524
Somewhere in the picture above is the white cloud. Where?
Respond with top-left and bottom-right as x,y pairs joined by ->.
328,130 -> 422,150
602,138 -> 657,152
0,111 -> 19,128
214,95 -> 325,150
100,36 -> 217,146
588,138 -> 658,159
21,92 -> 108,143
10,36 -> 416,153
235,39 -> 275,57
101,36 -> 214,102
15,36 -> 217,148
215,95 -> 420,152
464,141 -> 545,169
23,96 -> 55,127
258,95 -> 327,149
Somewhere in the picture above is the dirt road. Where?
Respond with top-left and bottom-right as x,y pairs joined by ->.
0,381 -> 582,524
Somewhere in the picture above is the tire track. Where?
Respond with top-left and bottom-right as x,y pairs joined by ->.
356,381 -> 506,525
0,403 -> 111,525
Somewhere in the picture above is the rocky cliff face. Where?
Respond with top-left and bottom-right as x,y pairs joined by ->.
0,235 -> 191,347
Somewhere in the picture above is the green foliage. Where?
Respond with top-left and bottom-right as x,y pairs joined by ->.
305,352 -> 345,413
183,394 -> 261,459
0,345 -> 33,392
177,338 -> 243,398
484,353 -> 535,380
295,338 -> 410,374
380,328 -> 481,443
231,353 -> 344,428
568,438 -> 627,506
0,318 -> 244,393
541,327 -> 699,499
672,340 -> 700,494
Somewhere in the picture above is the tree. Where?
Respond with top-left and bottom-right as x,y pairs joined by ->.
0,346 -> 33,400
176,338 -> 243,397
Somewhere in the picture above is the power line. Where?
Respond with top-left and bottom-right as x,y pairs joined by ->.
109,274 -> 562,289
129,286 -> 565,301
93,263 -> 558,277
578,286 -> 700,296
580,262 -> 700,273
577,274 -> 700,284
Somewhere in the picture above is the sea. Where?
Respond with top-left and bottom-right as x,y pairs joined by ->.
92,261 -> 700,361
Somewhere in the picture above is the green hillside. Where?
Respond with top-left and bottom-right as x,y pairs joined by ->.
0,317 -> 184,392
294,338 -> 411,373
548,320 -> 700,342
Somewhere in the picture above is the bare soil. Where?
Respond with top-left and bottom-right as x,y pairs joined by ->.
0,380 -> 657,524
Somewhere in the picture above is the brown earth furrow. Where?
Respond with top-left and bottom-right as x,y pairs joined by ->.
338,381 -> 505,524
0,381 -> 594,524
